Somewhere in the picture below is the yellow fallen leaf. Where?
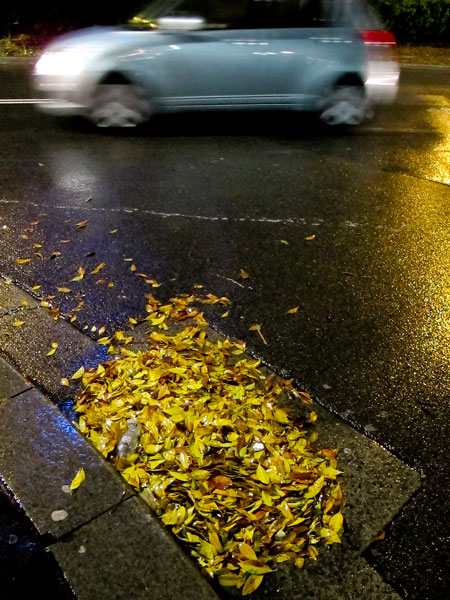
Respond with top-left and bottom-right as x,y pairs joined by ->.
46,342 -> 58,356
15,258 -> 31,265
242,575 -> 263,595
13,320 -> 25,327
305,235 -> 316,241
329,512 -> 344,533
240,269 -> 249,279
287,306 -> 299,314
131,264 -> 137,272
22,300 -> 28,307
75,220 -> 88,229
221,311 -> 229,318
255,464 -> 270,485
60,377 -> 69,386
280,239 -> 289,245
91,263 -> 105,275
71,365 -> 85,380
71,267 -> 85,282
110,229 -> 118,234
240,543 -> 257,561
32,285 -> 41,290
57,287 -> 71,293
70,467 -> 85,491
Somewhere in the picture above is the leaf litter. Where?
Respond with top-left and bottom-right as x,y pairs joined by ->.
74,294 -> 344,595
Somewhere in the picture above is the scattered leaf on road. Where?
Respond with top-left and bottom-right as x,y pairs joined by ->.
72,365 -> 85,380
46,342 -> 58,356
75,220 -> 88,229
70,468 -> 85,491
249,323 -> 267,345
305,235 -> 316,241
15,258 -> 31,265
287,306 -> 299,314
91,263 -> 105,275
71,267 -> 85,282
240,269 -> 249,279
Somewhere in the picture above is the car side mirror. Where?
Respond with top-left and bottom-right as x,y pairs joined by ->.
156,16 -> 206,31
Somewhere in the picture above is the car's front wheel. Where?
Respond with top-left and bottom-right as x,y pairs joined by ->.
88,84 -> 152,128
319,86 -> 372,126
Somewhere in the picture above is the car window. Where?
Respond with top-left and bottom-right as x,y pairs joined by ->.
146,0 -> 332,30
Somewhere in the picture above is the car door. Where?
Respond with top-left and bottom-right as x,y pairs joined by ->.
155,0 -> 333,108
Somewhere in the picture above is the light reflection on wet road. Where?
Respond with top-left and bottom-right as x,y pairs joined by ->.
0,62 -> 449,600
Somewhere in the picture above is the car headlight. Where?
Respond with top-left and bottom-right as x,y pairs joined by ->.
35,48 -> 98,77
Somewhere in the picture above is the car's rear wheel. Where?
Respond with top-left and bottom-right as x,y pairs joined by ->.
319,86 -> 372,126
88,84 -> 152,128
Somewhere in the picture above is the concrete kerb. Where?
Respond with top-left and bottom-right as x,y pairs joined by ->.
0,280 -> 421,599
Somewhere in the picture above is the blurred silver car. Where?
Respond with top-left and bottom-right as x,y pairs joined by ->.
33,0 -> 399,128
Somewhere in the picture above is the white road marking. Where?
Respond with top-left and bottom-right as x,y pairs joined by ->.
0,198 -> 308,225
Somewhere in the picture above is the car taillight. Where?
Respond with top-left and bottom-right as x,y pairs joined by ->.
360,30 -> 397,46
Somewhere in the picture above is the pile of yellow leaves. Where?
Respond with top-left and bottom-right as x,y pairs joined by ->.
74,295 -> 343,595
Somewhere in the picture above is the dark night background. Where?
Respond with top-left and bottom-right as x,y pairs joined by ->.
1,1 -> 450,45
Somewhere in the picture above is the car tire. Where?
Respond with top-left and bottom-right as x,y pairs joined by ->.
88,84 -> 152,128
319,86 -> 372,126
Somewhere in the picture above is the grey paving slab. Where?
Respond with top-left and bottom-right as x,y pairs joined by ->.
0,354 -> 31,398
0,389 -> 132,538
130,320 -> 421,552
51,495 -> 219,600
227,542 -> 402,600
0,277 -> 40,315
0,300 -> 105,404
308,405 -> 421,552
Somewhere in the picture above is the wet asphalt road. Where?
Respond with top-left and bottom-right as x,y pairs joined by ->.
0,60 -> 449,599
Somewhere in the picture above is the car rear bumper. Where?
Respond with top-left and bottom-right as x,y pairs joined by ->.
365,61 -> 400,103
